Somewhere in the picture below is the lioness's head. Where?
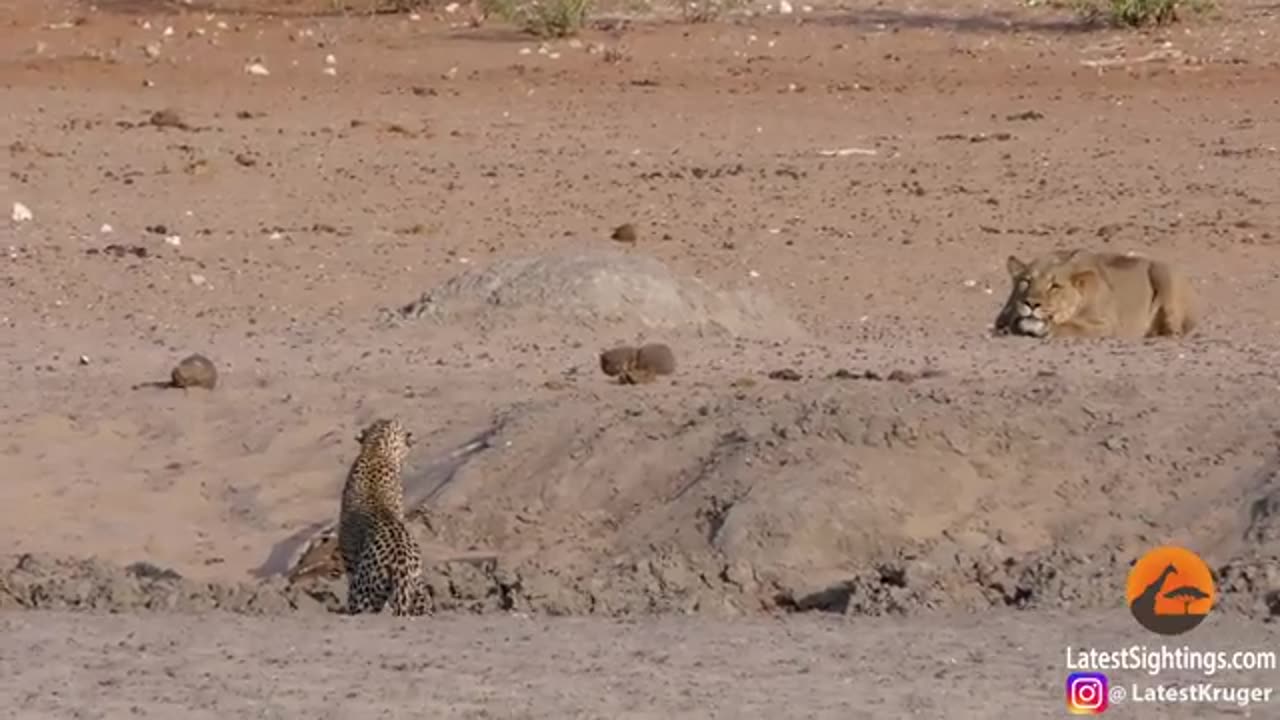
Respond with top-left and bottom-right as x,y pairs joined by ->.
997,250 -> 1099,335
1003,251 -> 1095,320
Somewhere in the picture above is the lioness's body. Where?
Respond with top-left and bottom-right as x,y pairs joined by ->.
995,249 -> 1196,340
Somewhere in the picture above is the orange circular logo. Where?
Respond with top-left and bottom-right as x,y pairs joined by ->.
1125,545 -> 1215,636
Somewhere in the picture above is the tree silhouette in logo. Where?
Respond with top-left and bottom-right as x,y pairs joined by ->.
1164,585 -> 1211,615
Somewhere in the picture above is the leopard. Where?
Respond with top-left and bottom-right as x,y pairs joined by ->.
994,248 -> 1196,340
338,417 -> 430,616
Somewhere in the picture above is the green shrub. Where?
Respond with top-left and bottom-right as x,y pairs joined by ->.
1072,0 -> 1213,27
482,0 -> 592,37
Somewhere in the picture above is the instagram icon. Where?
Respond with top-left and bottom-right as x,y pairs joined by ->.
1066,672 -> 1110,714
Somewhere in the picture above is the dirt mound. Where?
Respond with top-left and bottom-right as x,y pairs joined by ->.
10,366 -> 1280,620
277,370 -> 1279,619
7,367 -> 1280,621
392,250 -> 804,341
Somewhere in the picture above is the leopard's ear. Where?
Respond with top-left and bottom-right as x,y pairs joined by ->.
1007,255 -> 1029,278
355,429 -> 366,445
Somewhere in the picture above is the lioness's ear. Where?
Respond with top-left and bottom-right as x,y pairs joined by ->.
1006,255 -> 1028,277
1070,269 -> 1098,289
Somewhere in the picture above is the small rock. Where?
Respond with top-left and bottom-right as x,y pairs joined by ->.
142,43 -> 161,59
164,235 -> 181,247
444,1 -> 459,11
98,243 -> 148,259
79,355 -> 90,365
11,202 -> 33,222
171,353 -> 218,390
244,62 -> 270,76
779,0 -> 793,12
189,273 -> 207,286
322,67 -> 337,76
768,368 -> 802,381
149,109 -> 187,129
324,54 -> 336,65
610,223 -> 637,244
100,223 -> 113,233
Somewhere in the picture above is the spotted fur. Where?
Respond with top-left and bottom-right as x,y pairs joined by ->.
338,418 -> 430,616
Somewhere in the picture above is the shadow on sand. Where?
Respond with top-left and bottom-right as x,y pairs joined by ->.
804,7 -> 1099,35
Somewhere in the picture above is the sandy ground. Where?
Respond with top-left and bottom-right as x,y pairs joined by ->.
4,609 -> 1280,719
3,0 -> 1280,714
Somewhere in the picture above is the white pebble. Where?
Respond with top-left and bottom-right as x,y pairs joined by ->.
165,235 -> 182,247
244,62 -> 270,76
100,223 -> 113,233
324,54 -> 336,65
11,202 -> 32,222
189,273 -> 207,286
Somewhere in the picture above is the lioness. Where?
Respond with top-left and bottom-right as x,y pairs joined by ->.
994,249 -> 1196,339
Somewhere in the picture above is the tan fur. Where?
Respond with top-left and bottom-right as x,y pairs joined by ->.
994,249 -> 1196,340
